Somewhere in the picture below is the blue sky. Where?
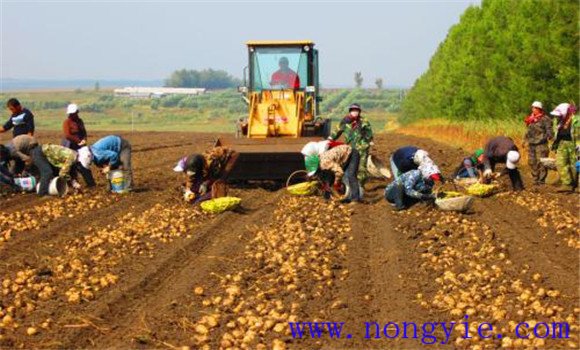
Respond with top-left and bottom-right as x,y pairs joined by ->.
1,1 -> 479,87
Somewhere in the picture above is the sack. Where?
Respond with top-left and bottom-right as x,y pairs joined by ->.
200,197 -> 241,214
367,155 -> 392,179
286,181 -> 318,196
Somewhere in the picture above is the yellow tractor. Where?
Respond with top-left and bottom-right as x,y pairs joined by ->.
216,40 -> 331,181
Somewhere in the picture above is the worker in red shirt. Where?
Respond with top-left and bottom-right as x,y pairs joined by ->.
270,56 -> 300,89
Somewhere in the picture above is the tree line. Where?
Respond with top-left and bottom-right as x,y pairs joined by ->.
165,69 -> 241,89
402,0 -> 579,123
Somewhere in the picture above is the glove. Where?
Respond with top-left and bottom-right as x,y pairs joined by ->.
483,169 -> 493,179
183,190 -> 195,203
327,136 -> 334,141
199,182 -> 209,195
71,180 -> 81,190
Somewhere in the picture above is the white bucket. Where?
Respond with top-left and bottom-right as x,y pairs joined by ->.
108,170 -> 128,193
14,176 -> 37,192
36,177 -> 68,197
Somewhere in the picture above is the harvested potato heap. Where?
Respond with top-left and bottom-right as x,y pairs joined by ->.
188,196 -> 352,350
502,192 -> 579,249
0,202 -> 209,341
0,194 -> 112,243
396,209 -> 579,349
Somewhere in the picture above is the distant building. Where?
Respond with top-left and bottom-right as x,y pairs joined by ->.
114,87 -> 206,98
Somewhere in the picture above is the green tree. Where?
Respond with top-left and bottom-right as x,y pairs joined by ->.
94,81 -> 100,92
402,0 -> 579,123
165,69 -> 240,89
375,78 -> 383,90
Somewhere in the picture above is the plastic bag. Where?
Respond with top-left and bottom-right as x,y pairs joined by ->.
200,197 -> 241,214
466,183 -> 499,197
286,181 -> 318,196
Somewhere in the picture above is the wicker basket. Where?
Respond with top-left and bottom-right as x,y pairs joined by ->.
435,195 -> 474,212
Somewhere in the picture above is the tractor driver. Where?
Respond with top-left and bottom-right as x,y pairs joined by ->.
270,56 -> 300,89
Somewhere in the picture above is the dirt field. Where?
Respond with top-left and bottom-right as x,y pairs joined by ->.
0,131 -> 578,349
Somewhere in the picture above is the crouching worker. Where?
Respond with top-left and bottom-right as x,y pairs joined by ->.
304,143 -> 362,203
390,146 -> 442,181
453,149 -> 485,180
41,144 -> 95,190
89,135 -> 133,191
482,136 -> 523,191
173,146 -> 237,204
384,168 -> 441,211
4,135 -> 53,196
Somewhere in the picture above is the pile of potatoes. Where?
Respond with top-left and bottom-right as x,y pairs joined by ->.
52,203 -> 205,304
506,192 -> 579,249
188,196 -> 352,350
0,202 -> 208,341
0,268 -> 55,341
398,210 -> 579,349
0,194 -> 112,243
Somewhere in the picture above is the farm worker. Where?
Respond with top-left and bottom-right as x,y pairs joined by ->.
453,149 -> 485,180
0,145 -> 20,191
301,140 -> 344,199
62,104 -> 88,151
550,103 -> 578,192
304,144 -> 362,203
524,101 -> 553,185
384,168 -> 440,211
328,103 -> 374,185
390,146 -> 444,183
482,136 -> 523,191
4,135 -> 53,196
0,98 -> 35,137
270,56 -> 300,89
89,135 -> 133,191
173,146 -> 238,203
41,144 -> 95,190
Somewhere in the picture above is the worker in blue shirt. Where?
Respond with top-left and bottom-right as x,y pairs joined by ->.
89,135 -> 133,191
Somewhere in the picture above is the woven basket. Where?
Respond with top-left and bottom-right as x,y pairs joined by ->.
435,195 -> 474,212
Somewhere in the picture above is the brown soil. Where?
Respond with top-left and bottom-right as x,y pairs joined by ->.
0,131 -> 577,349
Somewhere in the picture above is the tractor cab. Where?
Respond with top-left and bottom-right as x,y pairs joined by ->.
238,40 -> 330,138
